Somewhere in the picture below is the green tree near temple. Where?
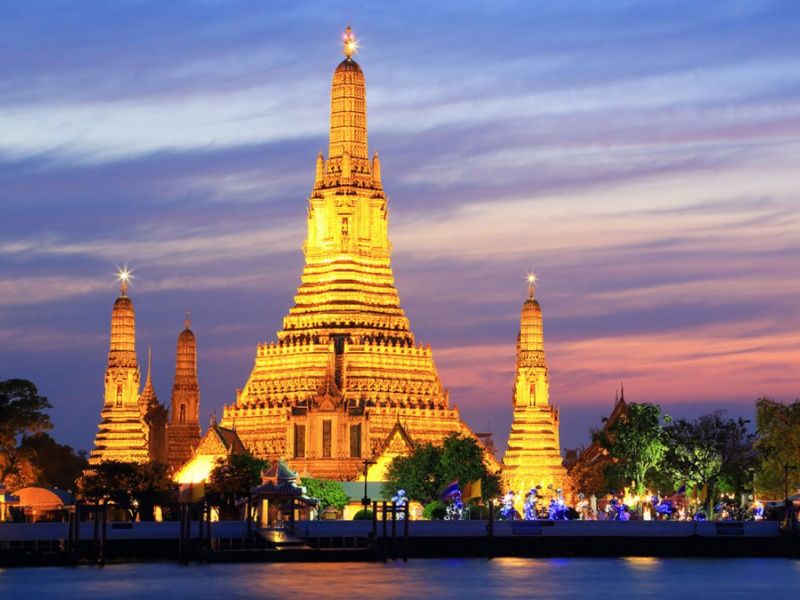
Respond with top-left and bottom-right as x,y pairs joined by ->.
0,379 -> 53,490
663,412 -> 755,515
600,402 -> 667,495
21,433 -> 88,491
78,460 -> 139,514
207,453 -> 268,519
301,478 -> 349,513
383,433 -> 499,504
132,461 -> 175,521
754,397 -> 800,499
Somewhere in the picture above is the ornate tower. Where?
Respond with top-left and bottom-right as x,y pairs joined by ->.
142,347 -> 169,464
502,276 -> 568,494
167,311 -> 201,470
218,27 -> 494,480
89,272 -> 150,465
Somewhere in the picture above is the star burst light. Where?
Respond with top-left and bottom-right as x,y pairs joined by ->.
117,266 -> 133,295
343,25 -> 358,58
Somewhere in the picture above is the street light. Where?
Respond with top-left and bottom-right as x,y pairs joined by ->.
362,459 -> 376,511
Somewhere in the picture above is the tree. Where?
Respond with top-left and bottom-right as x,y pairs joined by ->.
383,443 -> 443,504
0,379 -> 53,488
664,412 -> 755,515
207,453 -> 268,518
754,397 -> 800,499
600,402 -> 667,495
20,433 -> 88,491
301,478 -> 349,513
78,460 -> 139,517
383,433 -> 499,504
132,461 -> 175,521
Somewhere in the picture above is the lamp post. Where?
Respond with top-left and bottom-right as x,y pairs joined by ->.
362,459 -> 376,511
783,463 -> 797,528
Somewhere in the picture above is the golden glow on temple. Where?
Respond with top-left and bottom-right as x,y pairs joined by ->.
89,276 -> 202,468
215,25 -> 497,479
502,278 -> 568,494
88,27 -> 567,492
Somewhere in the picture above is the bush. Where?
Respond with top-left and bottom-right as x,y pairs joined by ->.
353,509 -> 373,520
423,500 -> 447,520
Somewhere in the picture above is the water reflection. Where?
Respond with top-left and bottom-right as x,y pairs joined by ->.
0,558 -> 798,599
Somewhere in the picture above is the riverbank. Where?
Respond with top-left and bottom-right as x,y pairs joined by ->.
1,520 -> 795,566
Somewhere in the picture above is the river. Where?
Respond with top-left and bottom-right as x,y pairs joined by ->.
2,557 -> 799,598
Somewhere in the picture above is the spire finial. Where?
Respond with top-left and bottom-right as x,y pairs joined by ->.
184,309 -> 191,330
343,25 -> 358,58
526,273 -> 537,299
146,345 -> 152,382
117,267 -> 131,296
620,381 -> 625,402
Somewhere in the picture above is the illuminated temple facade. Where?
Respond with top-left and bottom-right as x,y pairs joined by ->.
216,28 -> 495,480
89,276 -> 202,469
502,279 -> 568,493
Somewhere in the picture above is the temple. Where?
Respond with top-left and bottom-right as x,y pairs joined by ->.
167,312 -> 202,470
89,272 -> 151,465
501,276 -> 568,494
89,271 -> 201,468
217,27 -> 496,479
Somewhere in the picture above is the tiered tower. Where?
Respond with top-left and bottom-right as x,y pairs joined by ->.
219,27 -> 489,479
141,347 -> 169,464
89,272 -> 150,465
167,312 -> 201,469
502,276 -> 568,493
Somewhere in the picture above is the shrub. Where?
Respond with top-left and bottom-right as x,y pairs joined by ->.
423,500 -> 447,520
353,509 -> 373,520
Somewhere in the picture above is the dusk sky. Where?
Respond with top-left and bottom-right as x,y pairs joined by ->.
1,1 -> 798,456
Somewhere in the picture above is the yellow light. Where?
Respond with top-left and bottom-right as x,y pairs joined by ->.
527,273 -> 537,284
117,266 -> 133,295
343,25 -> 358,58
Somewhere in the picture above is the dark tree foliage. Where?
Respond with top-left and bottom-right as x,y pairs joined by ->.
207,453 -> 269,518
383,443 -> 442,504
20,433 -> 88,491
78,460 -> 139,514
663,412 -> 755,514
599,403 -> 667,494
78,460 -> 175,521
754,397 -> 800,499
0,379 -> 53,487
300,478 -> 349,511
133,461 -> 176,521
383,433 -> 498,504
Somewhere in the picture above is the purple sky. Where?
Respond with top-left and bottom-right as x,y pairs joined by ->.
1,1 -> 799,456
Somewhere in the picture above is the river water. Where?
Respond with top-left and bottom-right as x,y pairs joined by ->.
2,558 -> 799,599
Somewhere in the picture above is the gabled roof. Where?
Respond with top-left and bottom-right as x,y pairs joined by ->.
211,424 -> 246,454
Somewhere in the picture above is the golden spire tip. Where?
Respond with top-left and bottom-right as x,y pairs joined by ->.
343,25 -> 358,58
117,267 -> 132,296
526,273 -> 537,298
185,309 -> 191,330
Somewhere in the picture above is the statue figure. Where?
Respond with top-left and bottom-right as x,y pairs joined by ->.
523,488 -> 538,520
392,489 -> 408,520
500,490 -> 517,520
547,488 -> 569,520
445,490 -> 464,521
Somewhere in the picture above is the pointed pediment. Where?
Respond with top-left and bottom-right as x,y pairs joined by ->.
380,419 -> 415,455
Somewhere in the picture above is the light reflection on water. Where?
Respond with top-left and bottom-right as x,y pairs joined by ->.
1,558 -> 799,599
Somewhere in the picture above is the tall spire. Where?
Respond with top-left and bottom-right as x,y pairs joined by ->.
519,275 -> 544,355
168,312 -> 201,470
328,25 -> 368,163
139,346 -> 157,410
89,272 -> 148,465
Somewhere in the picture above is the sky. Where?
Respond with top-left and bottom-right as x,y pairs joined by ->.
1,0 -> 799,456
